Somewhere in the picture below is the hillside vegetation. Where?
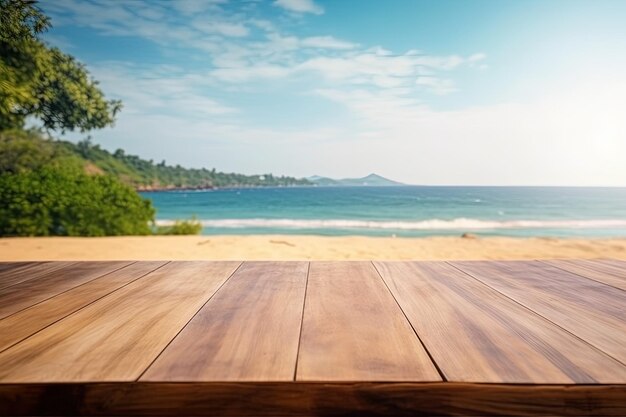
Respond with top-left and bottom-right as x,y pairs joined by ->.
0,129 -> 310,190
76,138 -> 312,189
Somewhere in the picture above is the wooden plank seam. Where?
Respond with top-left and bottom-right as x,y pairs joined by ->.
446,261 -> 626,368
135,261 -> 244,381
540,260 -> 626,292
1,261 -> 134,320
0,261 -> 169,355
371,261 -> 447,382
292,261 -> 311,381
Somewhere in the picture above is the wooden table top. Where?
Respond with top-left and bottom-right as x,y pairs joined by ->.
0,260 -> 624,416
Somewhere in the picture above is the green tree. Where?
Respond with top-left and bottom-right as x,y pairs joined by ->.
0,165 -> 155,236
0,0 -> 121,132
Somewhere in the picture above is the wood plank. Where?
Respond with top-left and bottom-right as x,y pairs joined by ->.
451,260 -> 626,364
544,259 -> 626,291
0,261 -> 75,290
142,261 -> 308,382
0,261 -> 129,319
1,382 -> 625,416
375,261 -> 626,383
0,261 -> 167,353
0,261 -> 240,382
297,262 -> 440,382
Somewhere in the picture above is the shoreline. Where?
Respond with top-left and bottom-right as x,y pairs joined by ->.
1,235 -> 625,261
136,184 -> 315,192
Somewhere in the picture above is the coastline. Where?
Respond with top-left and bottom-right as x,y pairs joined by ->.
1,235 -> 625,261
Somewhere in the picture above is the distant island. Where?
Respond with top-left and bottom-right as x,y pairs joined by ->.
307,173 -> 404,187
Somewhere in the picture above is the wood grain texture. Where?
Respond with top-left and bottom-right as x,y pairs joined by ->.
0,262 -> 33,276
544,259 -> 626,291
0,261 -> 75,290
142,261 -> 308,382
451,260 -> 626,364
0,261 -> 240,382
375,261 -> 626,383
0,261 -> 167,353
0,261 -> 129,319
297,262 -> 440,382
0,262 -> 31,273
1,382 -> 624,416
591,259 -> 626,268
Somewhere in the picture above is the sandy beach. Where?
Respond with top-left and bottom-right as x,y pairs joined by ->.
1,235 -> 626,261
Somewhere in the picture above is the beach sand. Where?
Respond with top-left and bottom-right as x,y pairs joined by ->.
1,235 -> 626,261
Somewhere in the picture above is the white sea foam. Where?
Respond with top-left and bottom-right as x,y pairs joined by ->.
155,218 -> 626,230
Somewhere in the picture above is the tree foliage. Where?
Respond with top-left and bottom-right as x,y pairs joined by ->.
0,165 -> 155,236
0,0 -> 121,132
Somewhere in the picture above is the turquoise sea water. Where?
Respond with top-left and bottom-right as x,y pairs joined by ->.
142,186 -> 626,237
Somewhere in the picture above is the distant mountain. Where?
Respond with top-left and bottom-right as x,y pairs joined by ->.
307,173 -> 404,187
306,175 -> 340,186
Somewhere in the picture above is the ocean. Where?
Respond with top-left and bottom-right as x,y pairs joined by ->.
142,186 -> 626,238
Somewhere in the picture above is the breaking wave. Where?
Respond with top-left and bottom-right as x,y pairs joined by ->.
155,218 -> 626,230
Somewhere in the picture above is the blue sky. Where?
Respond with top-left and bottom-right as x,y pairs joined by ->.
40,0 -> 626,185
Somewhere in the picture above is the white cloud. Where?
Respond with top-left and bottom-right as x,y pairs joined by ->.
192,20 -> 249,37
209,65 -> 292,83
248,19 -> 276,33
273,0 -> 324,15
415,76 -> 456,95
468,53 -> 486,63
170,0 -> 226,16
467,52 -> 488,69
89,64 -> 237,117
313,88 -> 425,128
207,50 -> 481,91
412,54 -> 465,70
133,6 -> 166,21
301,36 -> 358,50
45,0 -> 482,96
